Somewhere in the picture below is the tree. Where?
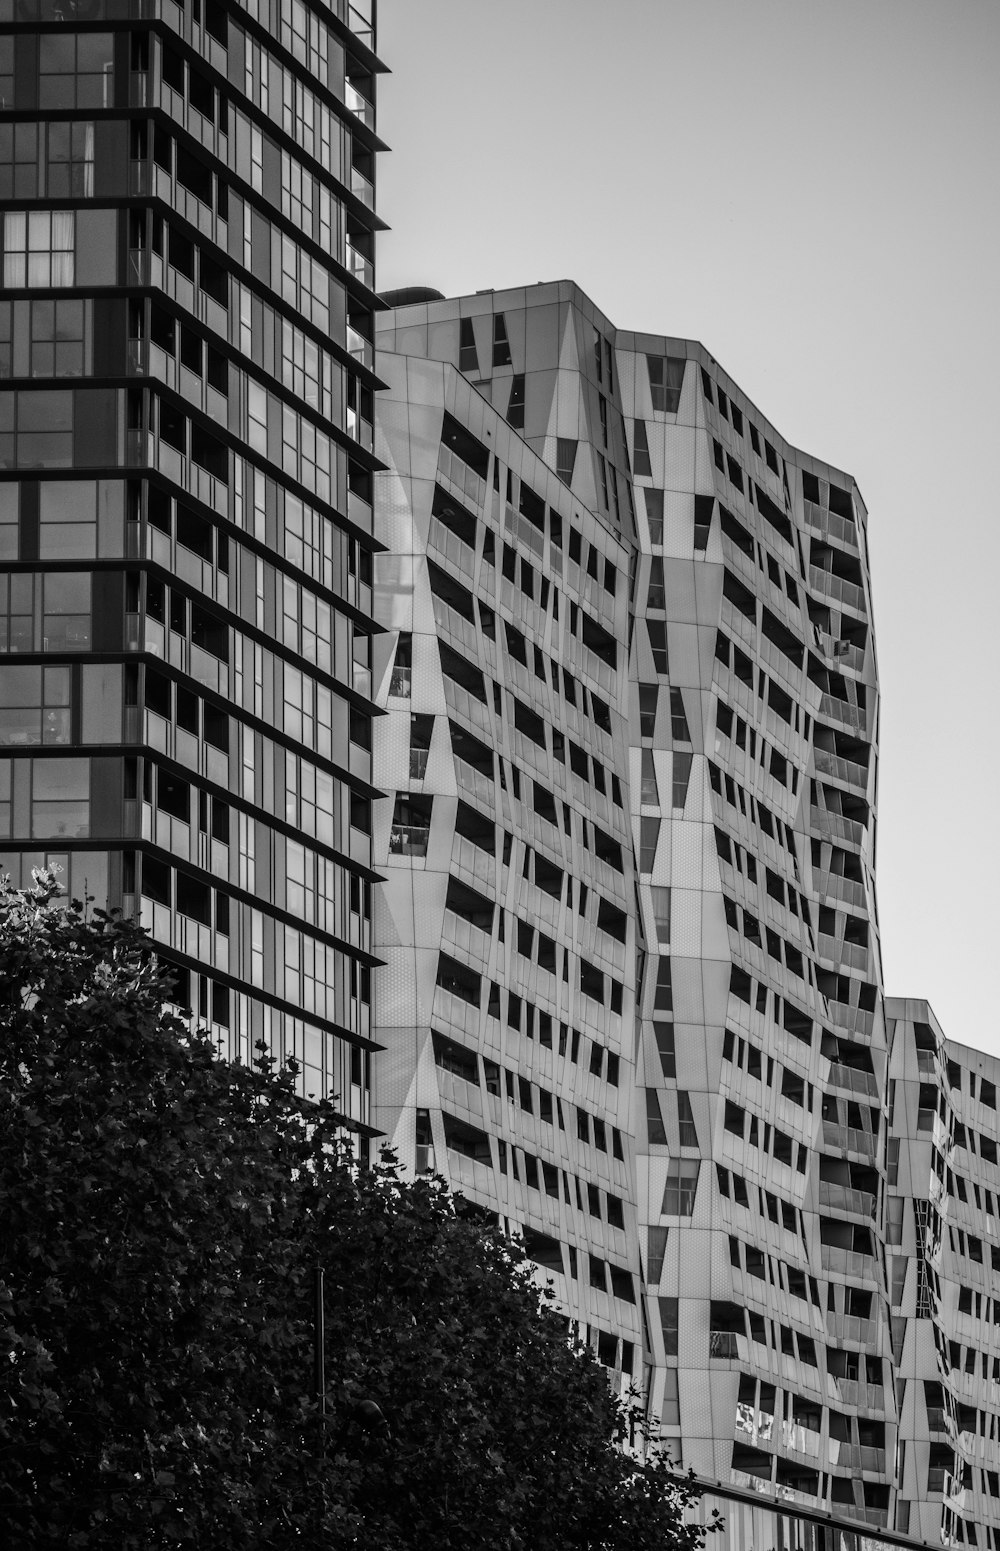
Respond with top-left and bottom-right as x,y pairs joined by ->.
0,874 -> 718,1550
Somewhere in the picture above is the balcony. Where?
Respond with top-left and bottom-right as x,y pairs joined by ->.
345,240 -> 374,291
803,500 -> 859,550
822,1121 -> 877,1159
819,1181 -> 876,1220
388,824 -> 429,858
810,806 -> 864,847
345,80 -> 375,128
819,693 -> 868,734
821,1245 -> 876,1280
350,165 -> 375,209
808,564 -> 867,616
347,1 -> 375,47
827,1063 -> 879,1098
814,747 -> 869,790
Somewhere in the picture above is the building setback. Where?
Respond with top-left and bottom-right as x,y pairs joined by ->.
0,0 -> 384,1136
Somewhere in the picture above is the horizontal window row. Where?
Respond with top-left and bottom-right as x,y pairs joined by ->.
435,947 -> 624,1020
714,702 -> 802,796
702,367 -> 783,483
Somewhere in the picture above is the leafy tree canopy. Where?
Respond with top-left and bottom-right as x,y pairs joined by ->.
0,875 -> 718,1550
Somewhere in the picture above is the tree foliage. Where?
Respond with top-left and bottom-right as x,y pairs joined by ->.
0,875 -> 718,1549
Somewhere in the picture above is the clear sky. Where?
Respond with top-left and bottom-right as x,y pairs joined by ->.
375,0 -> 1000,1053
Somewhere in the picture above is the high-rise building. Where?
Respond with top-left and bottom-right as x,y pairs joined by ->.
370,340 -> 643,1384
0,0 -> 384,1134
888,998 -> 1000,1547
373,281 -> 893,1529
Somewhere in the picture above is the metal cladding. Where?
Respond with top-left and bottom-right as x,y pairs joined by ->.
373,282 -> 897,1533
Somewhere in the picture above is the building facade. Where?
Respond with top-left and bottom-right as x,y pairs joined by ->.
888,998 -> 1000,1547
0,0 -> 384,1133
374,282 -> 894,1530
370,344 -> 643,1382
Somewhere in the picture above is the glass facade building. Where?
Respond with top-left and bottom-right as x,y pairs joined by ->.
0,0 -> 384,1135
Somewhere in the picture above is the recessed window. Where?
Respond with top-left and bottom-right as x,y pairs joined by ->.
662,1158 -> 699,1215
492,312 -> 512,367
646,354 -> 685,414
506,374 -> 525,430
632,419 -> 652,478
556,438 -> 577,485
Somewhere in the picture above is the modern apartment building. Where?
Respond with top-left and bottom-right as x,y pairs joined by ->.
369,343 -> 643,1383
374,282 -> 894,1530
0,0 -> 384,1133
888,998 -> 1000,1547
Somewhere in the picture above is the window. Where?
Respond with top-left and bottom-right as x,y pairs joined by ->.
662,1158 -> 699,1215
492,312 -> 512,367
670,688 -> 691,743
506,374 -> 525,430
647,618 -> 668,676
639,684 -> 658,740
659,1297 -> 679,1356
651,886 -> 671,946
646,1089 -> 667,1146
647,1226 -> 668,1284
39,32 -> 113,110
38,480 -> 105,559
29,298 -> 87,378
647,557 -> 665,611
31,755 -> 89,838
556,438 -> 577,486
644,488 -> 664,544
640,748 -> 658,806
633,419 -> 652,477
639,816 -> 659,872
677,1091 -> 698,1148
646,354 -> 685,414
672,752 -> 692,812
0,665 -> 71,745
4,211 -> 75,288
655,1022 -> 675,1078
458,316 -> 478,374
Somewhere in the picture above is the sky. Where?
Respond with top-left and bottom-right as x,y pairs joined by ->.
375,0 -> 1000,1054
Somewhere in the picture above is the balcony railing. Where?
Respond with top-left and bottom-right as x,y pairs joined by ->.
822,1121 -> 877,1158
808,564 -> 866,616
389,824 -> 429,858
814,747 -> 869,789
803,499 -> 859,550
819,1181 -> 877,1220
345,81 -> 375,128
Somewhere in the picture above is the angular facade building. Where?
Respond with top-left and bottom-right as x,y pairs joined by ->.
888,998 -> 1000,1547
0,0 -> 384,1132
373,282 -> 894,1530
370,343 -> 643,1382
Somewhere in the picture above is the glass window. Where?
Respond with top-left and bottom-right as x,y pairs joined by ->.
4,211 -> 75,289
43,570 -> 91,650
38,480 -> 98,558
633,419 -> 652,478
0,479 -> 16,559
651,886 -> 670,946
658,1296 -> 679,1356
647,557 -> 665,611
644,487 -> 664,545
672,751 -> 693,812
16,388 -> 73,468
32,756 -> 89,838
556,438 -> 576,486
30,298 -> 87,378
655,1022 -> 676,1078
662,1158 -> 700,1216
640,748 -> 658,806
646,354 -> 686,414
0,665 -> 71,746
639,816 -> 659,873
46,122 -> 94,199
38,35 -> 77,108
